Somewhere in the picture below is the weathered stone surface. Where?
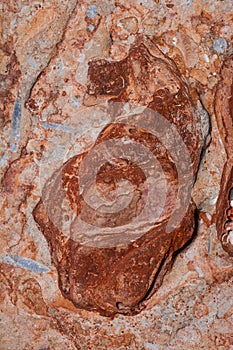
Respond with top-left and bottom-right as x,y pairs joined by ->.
215,54 -> 233,256
1,0 -> 233,348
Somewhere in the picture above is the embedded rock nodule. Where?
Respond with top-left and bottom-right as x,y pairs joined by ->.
31,38 -> 206,316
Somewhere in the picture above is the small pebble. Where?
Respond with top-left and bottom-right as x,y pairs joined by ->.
225,221 -> 233,231
229,188 -> 233,206
86,5 -> 98,19
229,231 -> 233,245
226,207 -> 233,220
213,38 -> 227,53
88,24 -> 95,32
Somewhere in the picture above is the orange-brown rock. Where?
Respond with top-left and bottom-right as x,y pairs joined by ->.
32,38 -> 206,316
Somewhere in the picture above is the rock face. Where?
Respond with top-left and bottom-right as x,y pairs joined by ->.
215,54 -> 233,256
32,38 -> 206,316
1,0 -> 233,348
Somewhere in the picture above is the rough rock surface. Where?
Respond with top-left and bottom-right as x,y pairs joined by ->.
1,0 -> 233,348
